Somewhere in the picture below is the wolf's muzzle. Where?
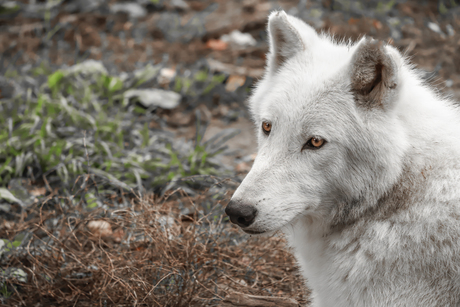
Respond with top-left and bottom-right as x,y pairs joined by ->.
225,200 -> 257,228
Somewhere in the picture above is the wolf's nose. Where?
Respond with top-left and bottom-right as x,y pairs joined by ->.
225,200 -> 257,228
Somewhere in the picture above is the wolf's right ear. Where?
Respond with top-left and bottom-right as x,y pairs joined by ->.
350,38 -> 400,109
267,11 -> 314,75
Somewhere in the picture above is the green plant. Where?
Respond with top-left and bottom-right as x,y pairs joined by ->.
0,283 -> 12,298
0,63 -> 234,191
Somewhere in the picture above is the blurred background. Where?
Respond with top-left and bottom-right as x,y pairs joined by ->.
2,0 -> 460,90
0,1 -> 459,306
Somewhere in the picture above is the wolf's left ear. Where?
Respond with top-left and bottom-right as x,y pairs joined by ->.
350,38 -> 400,108
267,11 -> 314,75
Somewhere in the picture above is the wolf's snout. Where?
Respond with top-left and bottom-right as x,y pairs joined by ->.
225,200 -> 257,228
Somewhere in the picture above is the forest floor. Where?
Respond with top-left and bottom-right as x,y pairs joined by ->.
1,0 -> 460,306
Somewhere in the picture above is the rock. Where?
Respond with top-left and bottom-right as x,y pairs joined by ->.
157,11 -> 209,42
158,216 -> 175,228
0,1 -> 21,17
123,89 -> 181,109
221,30 -> 257,47
120,63 -> 161,88
0,76 -> 20,99
220,291 -> 300,307
207,59 -> 264,78
22,1 -> 60,19
2,268 -> 27,283
0,203 -> 11,213
7,179 -> 36,207
446,24 -> 455,37
0,240 -> 5,256
12,232 -> 32,248
171,0 -> 189,11
158,68 -> 176,86
64,0 -> 106,13
0,187 -> 23,207
66,59 -> 108,77
110,2 -> 147,19
427,22 -> 446,38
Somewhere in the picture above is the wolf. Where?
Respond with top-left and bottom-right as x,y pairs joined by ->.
225,10 -> 460,307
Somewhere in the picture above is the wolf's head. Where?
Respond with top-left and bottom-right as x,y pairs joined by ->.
226,11 -> 410,235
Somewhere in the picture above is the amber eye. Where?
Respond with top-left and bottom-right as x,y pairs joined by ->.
311,137 -> 324,147
302,137 -> 326,150
262,122 -> 271,135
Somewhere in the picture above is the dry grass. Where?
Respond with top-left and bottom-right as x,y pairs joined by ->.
0,178 -> 309,306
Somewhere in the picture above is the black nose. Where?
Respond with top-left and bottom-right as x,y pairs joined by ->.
225,200 -> 257,228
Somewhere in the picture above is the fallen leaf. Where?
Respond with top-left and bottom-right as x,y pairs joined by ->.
112,229 -> 124,243
2,221 -> 15,230
236,162 -> 251,173
87,220 -> 112,237
225,75 -> 246,92
29,187 -> 47,196
241,256 -> 251,265
166,111 -> 194,127
373,20 -> 382,30
206,39 -> 228,51
348,17 -> 359,25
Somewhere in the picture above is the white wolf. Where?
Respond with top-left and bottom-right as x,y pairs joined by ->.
225,10 -> 460,307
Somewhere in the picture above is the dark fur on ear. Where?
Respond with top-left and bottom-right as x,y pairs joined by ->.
350,38 -> 398,108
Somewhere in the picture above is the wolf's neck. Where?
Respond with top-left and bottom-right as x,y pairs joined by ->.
329,69 -> 460,232
397,69 -> 460,155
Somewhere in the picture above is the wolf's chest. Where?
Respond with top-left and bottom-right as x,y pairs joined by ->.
285,226 -> 380,307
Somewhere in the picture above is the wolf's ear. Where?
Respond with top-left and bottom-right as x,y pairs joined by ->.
267,11 -> 311,74
350,38 -> 400,108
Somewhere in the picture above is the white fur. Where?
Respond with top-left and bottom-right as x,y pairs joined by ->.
230,11 -> 460,306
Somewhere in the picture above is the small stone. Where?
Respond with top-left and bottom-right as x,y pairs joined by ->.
158,68 -> 176,86
0,187 -> 23,206
123,89 -> 181,109
0,203 -> 11,213
110,3 -> 147,19
171,0 -> 189,11
0,240 -> 5,256
446,24 -> 455,37
221,30 -> 257,47
66,59 -> 108,76
158,216 -> 175,228
0,76 -> 19,99
427,22 -> 446,38
2,268 -> 28,283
